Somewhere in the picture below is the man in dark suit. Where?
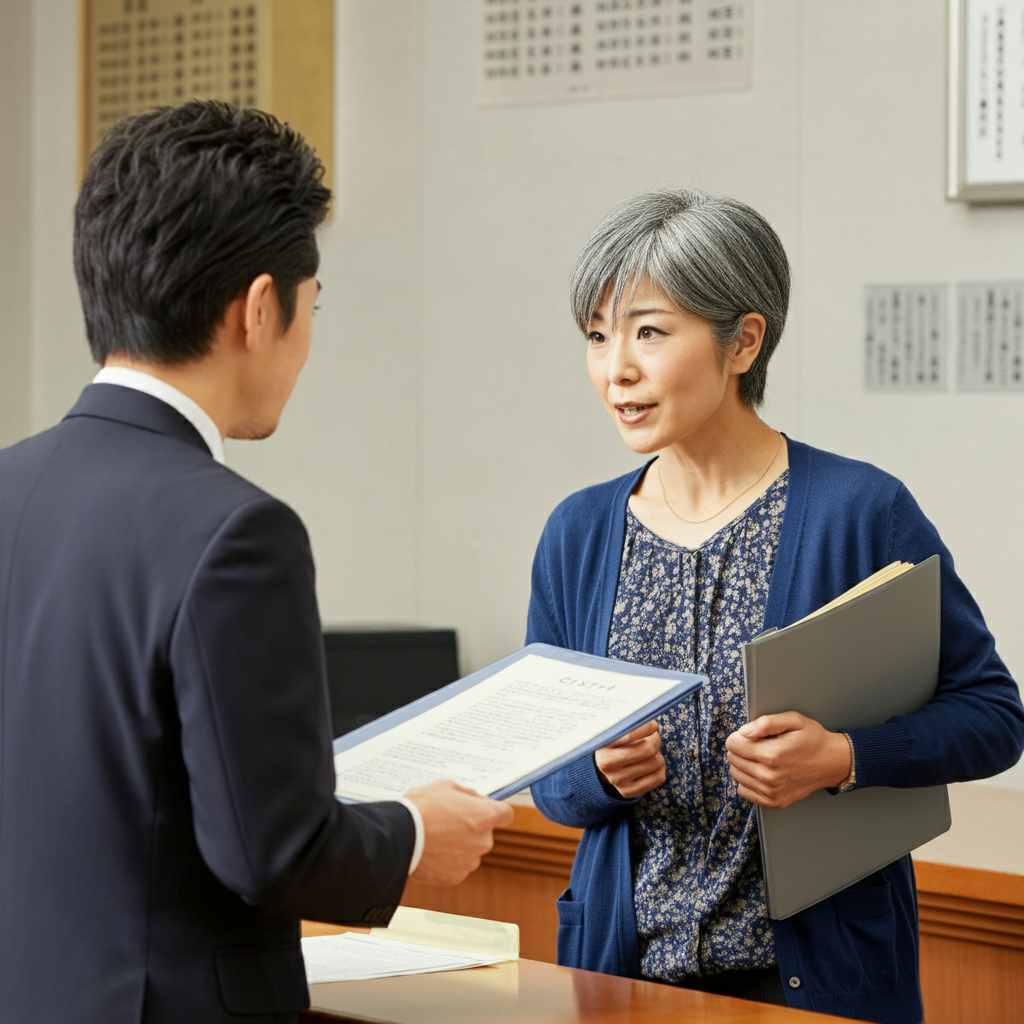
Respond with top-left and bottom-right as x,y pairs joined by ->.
0,102 -> 511,1023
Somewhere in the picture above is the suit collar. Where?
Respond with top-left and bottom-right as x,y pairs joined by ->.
64,383 -> 213,457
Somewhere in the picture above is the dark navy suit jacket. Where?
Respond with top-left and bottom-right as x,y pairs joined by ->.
0,384 -> 415,1023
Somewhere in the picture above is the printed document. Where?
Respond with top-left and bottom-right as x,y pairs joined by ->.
302,933 -> 505,984
334,651 -> 682,801
303,907 -> 518,984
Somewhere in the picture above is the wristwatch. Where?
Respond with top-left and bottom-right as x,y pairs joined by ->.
833,730 -> 857,794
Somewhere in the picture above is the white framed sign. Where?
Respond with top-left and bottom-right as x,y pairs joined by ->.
948,0 -> 1024,202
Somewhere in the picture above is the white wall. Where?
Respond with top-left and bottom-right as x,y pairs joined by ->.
226,0 -> 423,626
12,0 -> 1024,787
415,0 -> 804,673
24,0 -> 426,625
30,0 -> 95,433
0,0 -> 33,446
410,0 -> 1024,789
798,2 -> 1024,788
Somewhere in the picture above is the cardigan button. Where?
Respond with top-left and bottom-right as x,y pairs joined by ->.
788,976 -> 801,989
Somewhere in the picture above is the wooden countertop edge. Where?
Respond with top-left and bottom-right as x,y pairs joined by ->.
301,959 -> 865,1023
913,859 -> 1024,907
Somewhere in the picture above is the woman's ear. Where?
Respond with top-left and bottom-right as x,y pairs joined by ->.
728,312 -> 766,374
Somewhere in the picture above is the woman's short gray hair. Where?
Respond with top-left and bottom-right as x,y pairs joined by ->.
569,187 -> 790,407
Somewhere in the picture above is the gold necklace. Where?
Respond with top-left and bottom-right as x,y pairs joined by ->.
657,431 -> 784,526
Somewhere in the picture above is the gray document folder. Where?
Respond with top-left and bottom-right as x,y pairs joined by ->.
743,555 -> 950,920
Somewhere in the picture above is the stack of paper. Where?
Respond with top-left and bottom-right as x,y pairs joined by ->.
302,907 -> 519,984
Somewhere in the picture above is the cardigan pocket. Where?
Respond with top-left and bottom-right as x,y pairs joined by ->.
827,878 -> 897,994
556,886 -> 586,967
832,878 -> 893,921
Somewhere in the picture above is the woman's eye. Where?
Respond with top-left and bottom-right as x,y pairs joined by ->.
588,331 -> 606,344
638,326 -> 659,340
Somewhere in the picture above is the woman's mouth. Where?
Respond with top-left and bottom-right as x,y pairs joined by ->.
615,404 -> 654,424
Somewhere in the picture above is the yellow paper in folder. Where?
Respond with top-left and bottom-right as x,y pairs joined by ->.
793,561 -> 914,627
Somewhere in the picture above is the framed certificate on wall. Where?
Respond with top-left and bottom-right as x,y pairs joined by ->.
948,0 -> 1024,202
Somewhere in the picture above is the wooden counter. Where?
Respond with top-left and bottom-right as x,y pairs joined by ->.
387,784 -> 1024,1024
300,955 -> 859,1023
912,783 -> 1024,1024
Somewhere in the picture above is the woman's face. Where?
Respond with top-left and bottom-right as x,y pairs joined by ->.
585,276 -> 742,455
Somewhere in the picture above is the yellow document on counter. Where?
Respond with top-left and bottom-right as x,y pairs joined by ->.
302,908 -> 519,984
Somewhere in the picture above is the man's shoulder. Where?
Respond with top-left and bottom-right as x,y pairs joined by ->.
116,435 -> 298,543
0,413 -> 297,542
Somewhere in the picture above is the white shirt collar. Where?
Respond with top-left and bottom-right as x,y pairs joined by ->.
92,367 -> 226,464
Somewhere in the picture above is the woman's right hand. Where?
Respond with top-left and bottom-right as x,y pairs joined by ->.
594,720 -> 665,798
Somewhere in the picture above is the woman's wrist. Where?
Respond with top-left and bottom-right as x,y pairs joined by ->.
827,730 -> 856,792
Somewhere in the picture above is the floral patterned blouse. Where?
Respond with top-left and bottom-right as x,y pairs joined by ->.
605,470 -> 789,983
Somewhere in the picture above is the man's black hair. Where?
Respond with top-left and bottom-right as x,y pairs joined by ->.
74,100 -> 331,365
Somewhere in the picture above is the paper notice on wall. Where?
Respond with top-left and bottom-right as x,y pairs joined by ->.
864,285 -> 948,391
957,281 -> 1024,389
477,0 -> 751,105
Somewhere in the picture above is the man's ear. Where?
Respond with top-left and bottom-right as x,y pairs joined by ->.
728,312 -> 766,375
242,273 -> 278,354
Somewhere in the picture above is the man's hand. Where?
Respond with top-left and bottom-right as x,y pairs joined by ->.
725,712 -> 851,809
594,720 -> 665,799
405,780 -> 514,886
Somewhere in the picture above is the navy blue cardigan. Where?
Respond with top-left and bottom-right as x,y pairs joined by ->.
528,439 -> 1024,1024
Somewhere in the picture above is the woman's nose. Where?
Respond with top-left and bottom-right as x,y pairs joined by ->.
607,339 -> 640,385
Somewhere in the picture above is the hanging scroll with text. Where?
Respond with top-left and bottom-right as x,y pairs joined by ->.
948,0 -> 1024,202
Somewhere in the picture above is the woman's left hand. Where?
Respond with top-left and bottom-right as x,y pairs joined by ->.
725,712 -> 852,809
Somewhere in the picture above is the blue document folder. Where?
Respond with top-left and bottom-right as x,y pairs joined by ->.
333,642 -> 704,800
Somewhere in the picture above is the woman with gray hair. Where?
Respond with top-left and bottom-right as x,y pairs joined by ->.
527,187 -> 1024,1024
